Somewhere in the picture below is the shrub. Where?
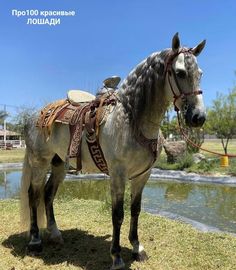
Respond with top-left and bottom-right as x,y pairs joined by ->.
176,153 -> 194,170
186,158 -> 218,174
228,158 -> 236,176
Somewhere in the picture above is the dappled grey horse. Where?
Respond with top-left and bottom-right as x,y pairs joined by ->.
20,33 -> 206,270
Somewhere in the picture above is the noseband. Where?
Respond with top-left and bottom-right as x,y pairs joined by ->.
164,48 -> 202,112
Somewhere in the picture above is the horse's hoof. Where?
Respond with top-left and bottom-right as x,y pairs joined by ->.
111,257 -> 125,270
27,240 -> 43,253
49,235 -> 64,245
132,250 -> 148,262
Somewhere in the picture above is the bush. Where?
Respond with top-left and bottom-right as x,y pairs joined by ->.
186,128 -> 204,153
156,154 -> 179,170
186,158 -> 218,173
229,167 -> 236,176
156,153 -> 194,171
228,158 -> 236,176
176,153 -> 194,170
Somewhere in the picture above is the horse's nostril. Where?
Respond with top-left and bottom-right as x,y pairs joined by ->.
192,113 -> 206,126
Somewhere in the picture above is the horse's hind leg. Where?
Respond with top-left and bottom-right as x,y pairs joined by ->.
129,173 -> 149,261
44,154 -> 65,244
28,160 -> 50,252
110,172 -> 126,270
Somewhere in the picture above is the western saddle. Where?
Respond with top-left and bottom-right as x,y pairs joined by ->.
36,77 -> 121,175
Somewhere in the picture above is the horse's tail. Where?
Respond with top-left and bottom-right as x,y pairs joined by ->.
20,148 -> 32,231
20,148 -> 46,232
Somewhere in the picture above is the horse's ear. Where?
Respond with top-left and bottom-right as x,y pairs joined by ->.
192,40 -> 206,56
172,32 -> 180,53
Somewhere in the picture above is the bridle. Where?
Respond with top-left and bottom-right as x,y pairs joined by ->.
131,47 -> 236,177
164,48 -> 203,112
164,49 -> 236,158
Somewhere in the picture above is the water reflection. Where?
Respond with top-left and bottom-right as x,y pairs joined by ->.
164,183 -> 193,202
0,170 -> 20,199
1,170 -> 236,233
58,179 -> 110,201
143,181 -> 236,233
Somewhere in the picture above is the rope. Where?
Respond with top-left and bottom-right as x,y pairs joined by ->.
176,111 -> 236,158
165,47 -> 236,158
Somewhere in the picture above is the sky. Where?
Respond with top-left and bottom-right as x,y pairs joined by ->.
0,0 -> 236,118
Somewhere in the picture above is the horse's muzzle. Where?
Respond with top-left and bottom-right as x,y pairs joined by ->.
185,108 -> 206,127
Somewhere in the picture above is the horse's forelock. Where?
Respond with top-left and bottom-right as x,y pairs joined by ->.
183,53 -> 201,89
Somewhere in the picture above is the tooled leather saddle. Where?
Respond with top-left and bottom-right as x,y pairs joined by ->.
36,92 -> 117,175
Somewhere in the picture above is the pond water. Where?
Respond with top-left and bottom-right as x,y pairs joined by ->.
1,170 -> 236,234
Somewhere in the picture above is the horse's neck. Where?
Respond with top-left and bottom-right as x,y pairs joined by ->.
119,51 -> 171,139
138,84 -> 171,139
139,95 -> 170,139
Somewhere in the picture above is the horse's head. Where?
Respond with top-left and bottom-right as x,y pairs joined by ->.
165,33 -> 206,127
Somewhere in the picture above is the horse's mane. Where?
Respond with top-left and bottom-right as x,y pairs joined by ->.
118,49 -> 170,132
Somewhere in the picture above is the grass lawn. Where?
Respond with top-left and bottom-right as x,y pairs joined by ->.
201,139 -> 236,157
1,199 -> 236,270
0,148 -> 25,163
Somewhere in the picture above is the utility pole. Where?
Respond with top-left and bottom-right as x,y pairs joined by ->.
3,105 -> 7,150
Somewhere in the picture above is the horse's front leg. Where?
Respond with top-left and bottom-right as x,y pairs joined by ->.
110,173 -> 126,270
129,173 -> 149,261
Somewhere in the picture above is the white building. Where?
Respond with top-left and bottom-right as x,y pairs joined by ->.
0,129 -> 24,149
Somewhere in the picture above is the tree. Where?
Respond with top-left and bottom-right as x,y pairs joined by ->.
161,109 -> 180,140
205,88 -> 236,155
0,110 -> 8,126
10,107 -> 38,137
185,127 -> 204,153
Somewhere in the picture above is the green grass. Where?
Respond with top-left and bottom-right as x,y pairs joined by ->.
0,148 -> 25,163
201,139 -> 236,157
1,199 -> 236,270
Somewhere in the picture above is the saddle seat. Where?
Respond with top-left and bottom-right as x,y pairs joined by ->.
67,90 -> 96,105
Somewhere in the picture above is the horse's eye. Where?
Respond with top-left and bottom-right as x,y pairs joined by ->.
176,69 -> 187,79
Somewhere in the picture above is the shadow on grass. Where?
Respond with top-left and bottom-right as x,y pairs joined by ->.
2,229 -> 134,270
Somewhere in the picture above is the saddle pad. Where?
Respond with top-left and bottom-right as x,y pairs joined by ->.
67,90 -> 95,105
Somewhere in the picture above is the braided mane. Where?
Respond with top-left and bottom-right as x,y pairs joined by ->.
118,50 -> 170,132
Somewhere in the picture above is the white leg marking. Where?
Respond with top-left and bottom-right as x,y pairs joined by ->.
29,238 -> 42,245
48,223 -> 63,244
132,242 -> 144,254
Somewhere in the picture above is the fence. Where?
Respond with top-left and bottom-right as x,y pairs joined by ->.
0,140 -> 25,149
